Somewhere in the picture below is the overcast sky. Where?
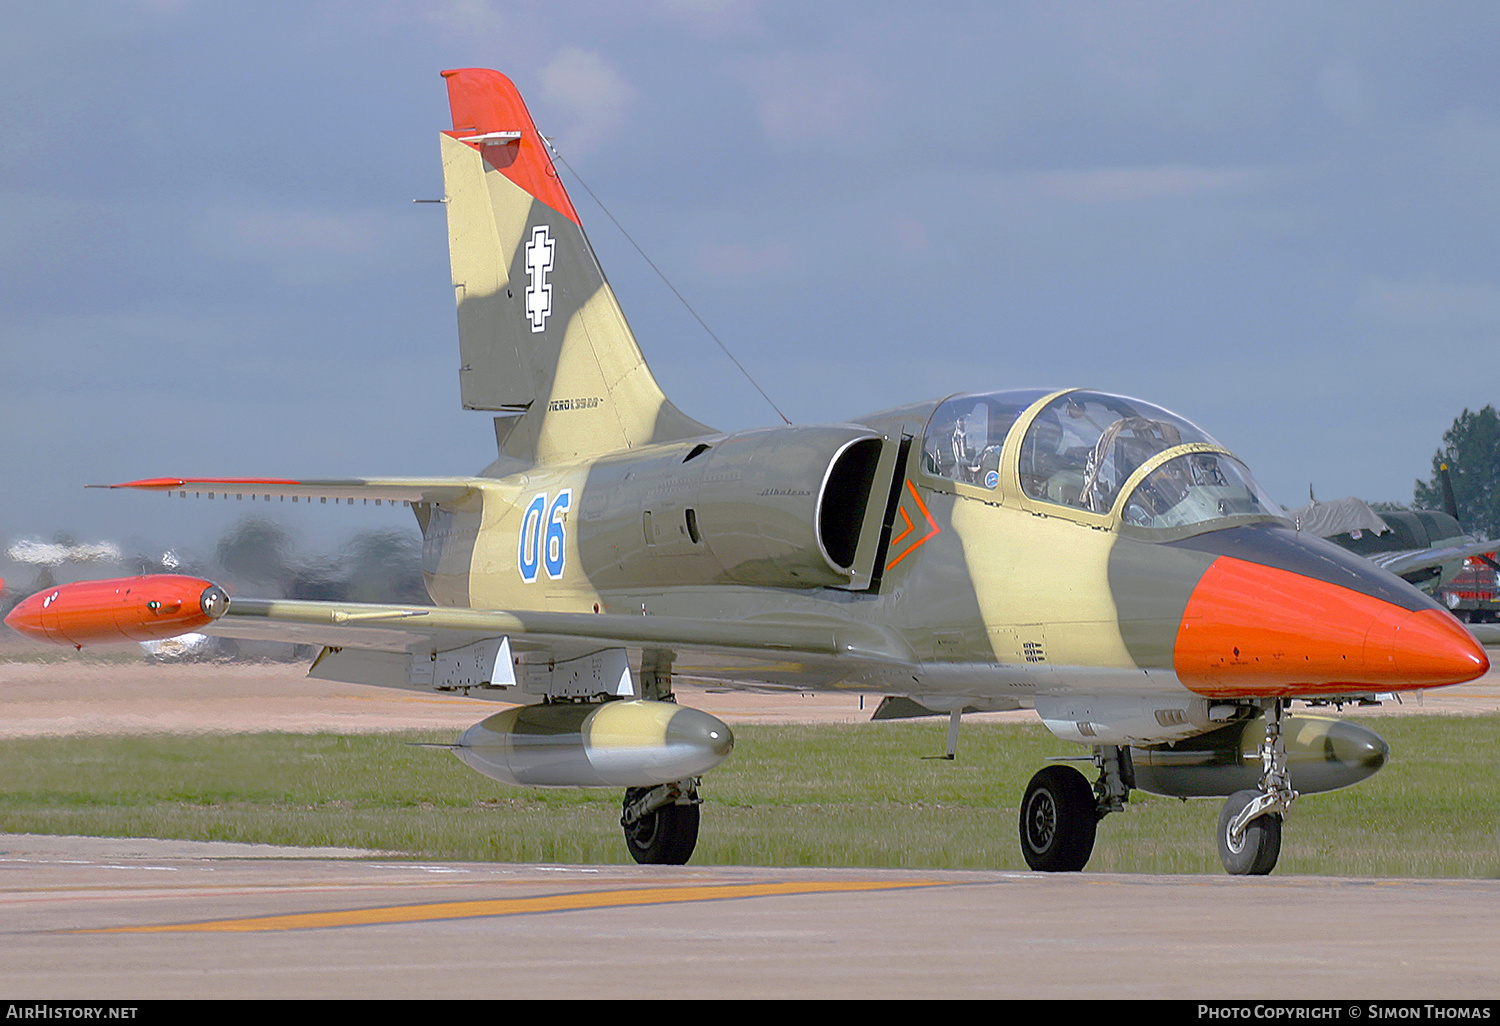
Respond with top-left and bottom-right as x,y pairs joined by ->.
5,1 -> 1500,577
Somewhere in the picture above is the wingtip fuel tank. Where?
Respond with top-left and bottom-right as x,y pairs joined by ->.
3,575 -> 228,648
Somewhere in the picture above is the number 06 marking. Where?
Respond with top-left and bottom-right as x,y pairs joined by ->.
518,489 -> 571,583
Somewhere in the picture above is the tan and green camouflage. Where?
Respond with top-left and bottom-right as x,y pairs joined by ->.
78,68 -> 1487,873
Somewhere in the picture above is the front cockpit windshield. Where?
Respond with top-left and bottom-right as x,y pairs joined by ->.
1019,392 -> 1217,512
922,388 -> 1285,533
1121,452 -> 1283,530
1016,390 -> 1284,529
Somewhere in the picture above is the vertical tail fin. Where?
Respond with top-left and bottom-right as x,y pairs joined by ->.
440,68 -> 712,465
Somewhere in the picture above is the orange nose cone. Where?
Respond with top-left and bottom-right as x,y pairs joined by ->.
4,591 -> 51,642
1369,606 -> 1490,683
1175,556 -> 1489,698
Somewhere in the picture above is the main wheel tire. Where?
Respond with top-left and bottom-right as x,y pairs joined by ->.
1019,765 -> 1098,872
1218,789 -> 1282,876
622,787 -> 700,865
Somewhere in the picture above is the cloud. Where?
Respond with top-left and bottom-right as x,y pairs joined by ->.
696,239 -> 795,278
539,48 -> 636,156
737,49 -> 881,147
414,0 -> 511,49
188,203 -> 399,286
651,0 -> 763,41
892,216 -> 929,253
0,190 -> 96,275
1315,61 -> 1370,126
983,164 -> 1260,205
1357,278 -> 1500,336
223,208 -> 381,258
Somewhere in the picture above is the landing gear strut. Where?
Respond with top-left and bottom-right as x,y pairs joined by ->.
619,648 -> 701,865
1216,699 -> 1295,875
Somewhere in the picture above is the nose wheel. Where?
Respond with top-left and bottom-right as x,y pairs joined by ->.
1217,699 -> 1296,875
1218,789 -> 1282,874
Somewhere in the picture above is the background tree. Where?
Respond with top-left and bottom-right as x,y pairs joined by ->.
1414,405 -> 1500,538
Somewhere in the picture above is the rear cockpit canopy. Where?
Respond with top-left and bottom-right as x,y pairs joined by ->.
922,389 -> 1284,535
921,389 -> 1051,487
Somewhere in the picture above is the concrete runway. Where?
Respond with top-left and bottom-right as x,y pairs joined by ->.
3,833 -> 1498,1000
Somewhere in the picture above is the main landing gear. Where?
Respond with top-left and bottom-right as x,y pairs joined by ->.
1019,765 -> 1098,871
621,780 -> 702,865
1019,746 -> 1131,872
619,647 -> 702,865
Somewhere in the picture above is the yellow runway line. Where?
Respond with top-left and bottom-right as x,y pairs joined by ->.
77,879 -> 950,934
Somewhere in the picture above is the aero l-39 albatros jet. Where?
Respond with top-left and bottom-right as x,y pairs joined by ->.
9,69 -> 1488,875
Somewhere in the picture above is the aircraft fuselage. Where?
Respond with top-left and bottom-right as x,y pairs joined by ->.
416,388 -> 1483,754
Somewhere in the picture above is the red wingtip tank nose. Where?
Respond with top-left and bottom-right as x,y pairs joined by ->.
1174,556 -> 1488,698
3,575 -> 228,648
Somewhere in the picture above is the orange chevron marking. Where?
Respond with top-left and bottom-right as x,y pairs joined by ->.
885,480 -> 940,570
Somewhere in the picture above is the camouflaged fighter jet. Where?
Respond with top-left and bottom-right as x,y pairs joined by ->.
7,69 -> 1489,875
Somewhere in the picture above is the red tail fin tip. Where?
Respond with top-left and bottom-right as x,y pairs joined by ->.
440,68 -> 579,225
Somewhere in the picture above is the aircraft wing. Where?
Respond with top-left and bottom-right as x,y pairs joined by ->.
76,476 -> 919,696
5,570 -> 920,699
202,595 -> 920,700
1468,622 -> 1500,646
1366,537 -> 1499,579
208,596 -> 912,662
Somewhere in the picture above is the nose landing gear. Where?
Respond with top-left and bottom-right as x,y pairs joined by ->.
1016,713 -> 1299,876
1216,699 -> 1296,875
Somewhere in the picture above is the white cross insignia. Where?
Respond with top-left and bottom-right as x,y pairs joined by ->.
524,225 -> 555,332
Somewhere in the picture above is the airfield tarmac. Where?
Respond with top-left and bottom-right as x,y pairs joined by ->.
3,648 -> 1499,736
2,836 -> 1498,1000
2,650 -> 1498,1000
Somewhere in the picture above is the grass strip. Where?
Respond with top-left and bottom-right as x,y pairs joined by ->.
1,717 -> 1496,876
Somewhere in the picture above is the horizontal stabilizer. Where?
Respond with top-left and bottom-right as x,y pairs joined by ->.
92,476 -> 485,507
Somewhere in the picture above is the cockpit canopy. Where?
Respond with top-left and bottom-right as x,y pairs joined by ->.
922,389 -> 1284,534
921,389 -> 1050,488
